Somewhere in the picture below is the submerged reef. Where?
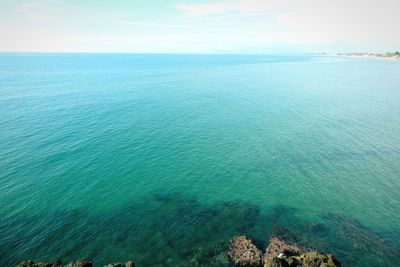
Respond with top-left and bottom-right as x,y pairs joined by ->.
3,194 -> 264,266
16,233 -> 340,267
16,260 -> 134,267
7,194 -> 399,266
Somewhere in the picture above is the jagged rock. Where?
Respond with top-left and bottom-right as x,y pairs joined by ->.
228,235 -> 262,266
263,249 -> 340,267
64,259 -> 92,267
16,260 -> 62,267
262,232 -> 340,267
300,251 -> 340,267
104,262 -> 135,267
264,257 -> 289,267
16,261 -> 37,267
263,237 -> 304,263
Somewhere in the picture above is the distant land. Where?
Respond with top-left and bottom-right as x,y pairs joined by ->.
320,51 -> 400,60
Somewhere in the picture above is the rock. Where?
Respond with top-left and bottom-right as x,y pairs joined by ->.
264,251 -> 340,267
64,259 -> 92,267
262,235 -> 340,267
16,260 -> 62,267
44,261 -> 62,267
104,263 -> 134,267
228,235 -> 262,266
285,256 -> 300,266
263,237 -> 304,263
16,260 -> 135,267
301,251 -> 340,267
16,261 -> 36,267
263,249 -> 340,267
264,257 -> 289,267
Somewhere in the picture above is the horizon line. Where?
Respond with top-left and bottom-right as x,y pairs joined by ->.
0,51 -> 314,55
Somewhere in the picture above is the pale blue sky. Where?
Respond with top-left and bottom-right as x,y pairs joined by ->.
0,0 -> 399,53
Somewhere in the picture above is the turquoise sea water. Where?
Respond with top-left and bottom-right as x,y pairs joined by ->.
1,54 -> 400,266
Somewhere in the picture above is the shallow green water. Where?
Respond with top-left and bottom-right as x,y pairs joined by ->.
1,54 -> 400,266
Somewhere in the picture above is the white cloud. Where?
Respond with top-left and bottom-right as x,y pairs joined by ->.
176,0 -> 400,46
176,0 -> 285,17
1,0 -> 399,52
107,20 -> 194,29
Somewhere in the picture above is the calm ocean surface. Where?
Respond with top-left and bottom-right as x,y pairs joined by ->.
1,54 -> 400,266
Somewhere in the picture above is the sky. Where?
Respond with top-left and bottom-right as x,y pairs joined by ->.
0,0 -> 399,53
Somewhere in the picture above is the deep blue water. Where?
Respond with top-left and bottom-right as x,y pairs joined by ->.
1,53 -> 400,266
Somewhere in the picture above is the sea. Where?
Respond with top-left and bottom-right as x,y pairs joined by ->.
1,53 -> 400,266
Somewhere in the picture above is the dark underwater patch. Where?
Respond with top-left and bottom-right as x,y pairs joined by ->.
320,213 -> 400,266
2,197 -> 399,267
151,191 -> 179,202
0,194 -> 265,266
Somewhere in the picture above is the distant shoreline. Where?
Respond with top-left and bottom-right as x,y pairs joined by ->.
319,52 -> 400,61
